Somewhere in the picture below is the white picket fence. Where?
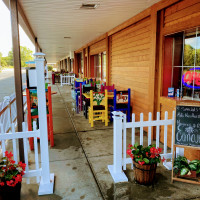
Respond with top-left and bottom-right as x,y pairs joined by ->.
0,121 -> 40,183
60,74 -> 75,86
0,87 -> 27,133
108,111 -> 176,183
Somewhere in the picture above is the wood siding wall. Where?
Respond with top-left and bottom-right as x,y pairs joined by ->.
159,0 -> 200,160
109,16 -> 152,120
90,39 -> 106,55
163,0 -> 200,35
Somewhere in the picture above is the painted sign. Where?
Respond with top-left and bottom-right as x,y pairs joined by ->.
175,105 -> 200,147
182,68 -> 200,89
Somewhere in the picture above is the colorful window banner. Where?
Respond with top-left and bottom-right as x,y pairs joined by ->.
182,68 -> 200,89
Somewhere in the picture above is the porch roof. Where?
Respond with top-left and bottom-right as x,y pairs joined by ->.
3,0 -> 160,63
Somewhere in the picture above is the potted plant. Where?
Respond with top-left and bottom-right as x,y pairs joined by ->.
174,156 -> 200,178
0,151 -> 26,200
127,143 -> 165,185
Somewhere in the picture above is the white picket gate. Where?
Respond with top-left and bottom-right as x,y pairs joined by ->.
108,111 -> 177,183
60,74 -> 75,86
0,121 -> 40,183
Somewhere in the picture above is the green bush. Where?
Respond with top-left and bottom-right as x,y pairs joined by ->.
48,65 -> 53,71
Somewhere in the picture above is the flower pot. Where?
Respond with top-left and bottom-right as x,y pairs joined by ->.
0,182 -> 21,200
133,160 -> 157,185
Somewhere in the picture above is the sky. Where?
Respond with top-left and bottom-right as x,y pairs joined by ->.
0,0 -> 35,57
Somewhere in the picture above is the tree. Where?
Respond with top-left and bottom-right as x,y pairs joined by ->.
6,46 -> 33,67
0,52 -> 2,66
184,44 -> 194,66
20,46 -> 33,67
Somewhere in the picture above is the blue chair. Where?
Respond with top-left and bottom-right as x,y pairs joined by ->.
110,88 -> 131,122
75,81 -> 86,108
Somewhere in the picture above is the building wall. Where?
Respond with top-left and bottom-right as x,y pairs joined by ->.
73,0 -> 200,159
163,0 -> 200,35
109,16 -> 152,120
90,39 -> 106,56
158,0 -> 200,160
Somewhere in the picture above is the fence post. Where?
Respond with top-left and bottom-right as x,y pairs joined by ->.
34,52 -> 54,195
4,96 -> 12,132
108,111 -> 128,183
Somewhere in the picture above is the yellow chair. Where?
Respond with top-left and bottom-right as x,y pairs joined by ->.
88,89 -> 108,127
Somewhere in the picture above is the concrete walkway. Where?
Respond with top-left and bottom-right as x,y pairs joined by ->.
21,84 -> 200,200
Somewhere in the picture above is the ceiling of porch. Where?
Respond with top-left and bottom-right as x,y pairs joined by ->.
3,0 -> 161,63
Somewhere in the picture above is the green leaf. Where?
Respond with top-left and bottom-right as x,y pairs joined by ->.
143,158 -> 149,164
134,143 -> 138,149
189,164 -> 197,171
190,160 -> 200,164
180,168 -> 189,176
196,168 -> 200,174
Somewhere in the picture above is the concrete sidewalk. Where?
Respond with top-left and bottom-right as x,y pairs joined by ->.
21,84 -> 200,200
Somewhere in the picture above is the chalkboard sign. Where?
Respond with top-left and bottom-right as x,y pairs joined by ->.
175,105 -> 200,147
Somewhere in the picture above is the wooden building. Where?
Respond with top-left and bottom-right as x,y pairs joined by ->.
73,0 -> 200,159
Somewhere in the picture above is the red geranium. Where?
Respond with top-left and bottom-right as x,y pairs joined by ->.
0,151 -> 26,187
127,143 -> 165,166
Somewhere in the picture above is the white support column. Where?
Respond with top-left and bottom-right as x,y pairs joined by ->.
34,53 -> 54,195
108,111 -> 128,183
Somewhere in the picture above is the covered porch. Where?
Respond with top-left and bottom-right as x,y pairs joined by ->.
21,83 -> 200,199
1,0 -> 200,199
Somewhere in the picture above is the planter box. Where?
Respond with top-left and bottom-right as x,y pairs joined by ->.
176,171 -> 197,179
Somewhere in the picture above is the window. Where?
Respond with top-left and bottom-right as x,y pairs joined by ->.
93,52 -> 106,81
164,28 -> 200,100
102,52 -> 106,82
94,54 -> 101,80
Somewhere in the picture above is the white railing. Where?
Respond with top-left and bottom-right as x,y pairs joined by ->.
0,120 -> 53,194
60,74 -> 75,86
108,111 -> 176,183
0,89 -> 27,133
0,122 -> 40,183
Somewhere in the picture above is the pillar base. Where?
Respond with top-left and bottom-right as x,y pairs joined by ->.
38,173 -> 54,195
108,165 -> 128,183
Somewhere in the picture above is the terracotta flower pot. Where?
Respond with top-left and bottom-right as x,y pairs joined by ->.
0,182 -> 21,200
133,160 -> 157,185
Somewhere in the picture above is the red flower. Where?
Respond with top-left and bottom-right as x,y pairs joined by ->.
18,162 -> 26,171
150,147 -> 155,153
127,149 -> 132,155
0,182 -> 4,186
9,160 -> 15,164
14,174 -> 22,183
146,152 -> 149,157
130,154 -> 134,160
157,147 -> 162,153
128,144 -> 133,148
150,154 -> 156,158
138,161 -> 145,165
6,180 -> 16,187
161,157 -> 166,162
5,151 -> 13,159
